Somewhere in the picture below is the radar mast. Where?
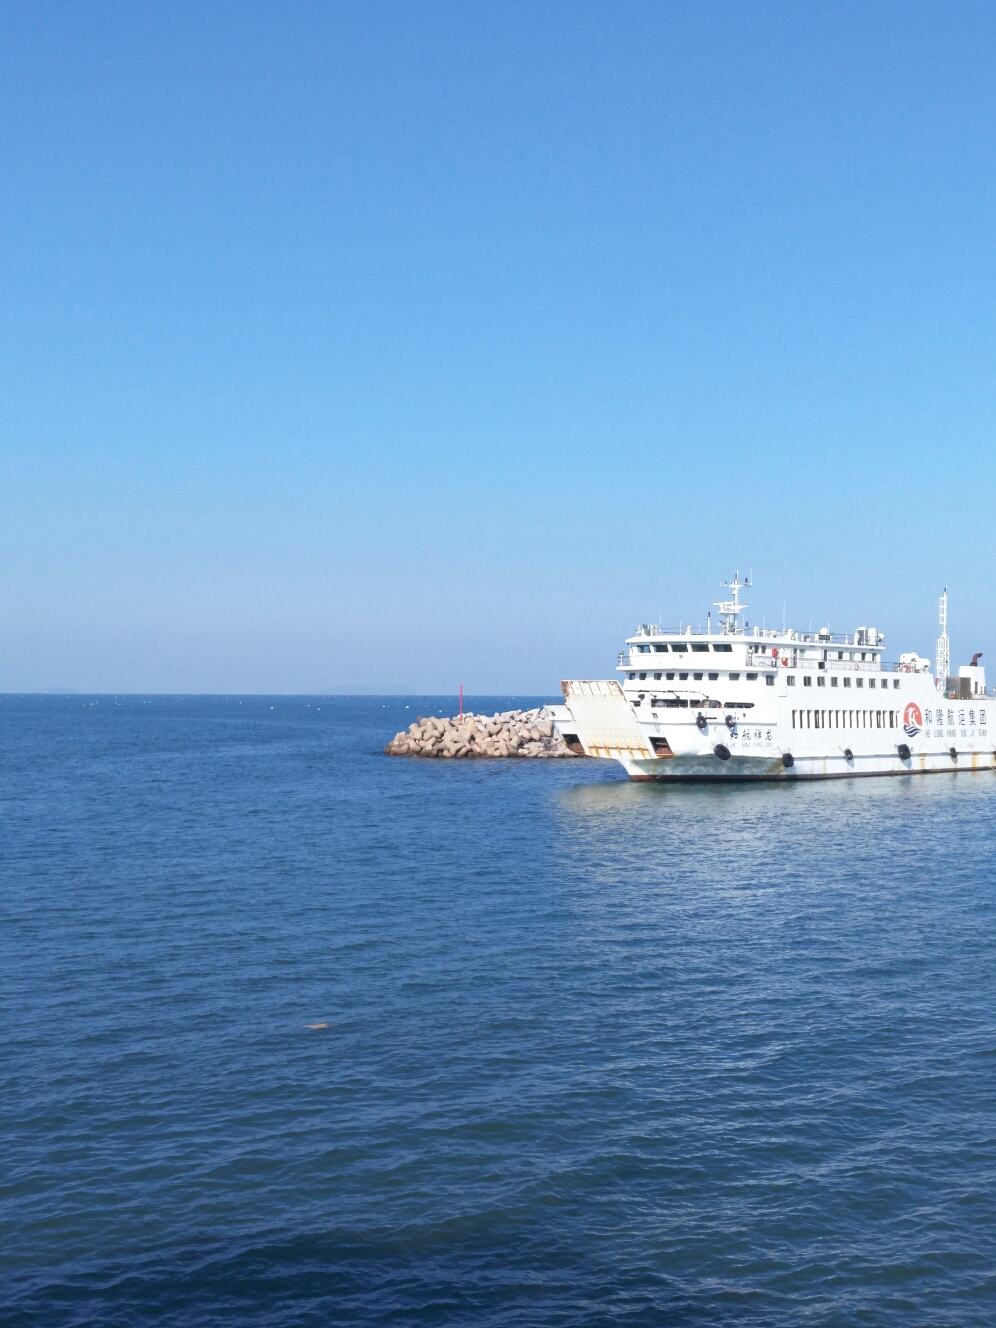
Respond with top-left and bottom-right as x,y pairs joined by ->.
715,573 -> 750,636
936,588 -> 949,692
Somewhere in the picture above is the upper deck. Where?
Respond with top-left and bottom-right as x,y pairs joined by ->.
619,625 -> 898,676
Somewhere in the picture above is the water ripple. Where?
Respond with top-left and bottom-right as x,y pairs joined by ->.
1,695 -> 994,1325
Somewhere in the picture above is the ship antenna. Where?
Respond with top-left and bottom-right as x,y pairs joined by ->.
715,571 -> 749,636
936,587 -> 949,693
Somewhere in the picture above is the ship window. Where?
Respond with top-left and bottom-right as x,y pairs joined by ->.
838,651 -> 844,659
869,678 -> 876,689
679,672 -> 688,680
637,644 -> 651,653
729,672 -> 740,681
639,672 -> 647,680
893,679 -> 900,689
691,643 -> 710,653
653,643 -> 668,652
666,672 -> 675,680
831,677 -> 838,687
765,675 -> 775,685
693,672 -> 703,681
629,673 -> 636,679
712,643 -> 733,652
671,643 -> 688,652
843,677 -> 851,688
817,676 -> 826,687
803,675 -> 812,687
856,678 -> 863,688
708,672 -> 719,681
653,672 -> 661,680
746,672 -> 757,681
787,676 -> 796,687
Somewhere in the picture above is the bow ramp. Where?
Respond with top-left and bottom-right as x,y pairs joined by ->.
557,680 -> 652,760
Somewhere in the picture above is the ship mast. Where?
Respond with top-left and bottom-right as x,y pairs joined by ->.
715,573 -> 750,636
936,588 -> 949,692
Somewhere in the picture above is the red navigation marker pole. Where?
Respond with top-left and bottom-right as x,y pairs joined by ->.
459,683 -> 463,716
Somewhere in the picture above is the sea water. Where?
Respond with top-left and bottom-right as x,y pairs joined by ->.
2,695 -> 994,1326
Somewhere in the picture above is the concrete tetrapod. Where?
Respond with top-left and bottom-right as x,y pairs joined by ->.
384,708 -> 579,759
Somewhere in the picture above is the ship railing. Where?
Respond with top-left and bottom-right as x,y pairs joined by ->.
629,626 -> 863,646
783,631 -> 861,646
743,655 -> 898,673
814,659 -> 887,673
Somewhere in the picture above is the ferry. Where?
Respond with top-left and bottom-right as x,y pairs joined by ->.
552,578 -> 993,781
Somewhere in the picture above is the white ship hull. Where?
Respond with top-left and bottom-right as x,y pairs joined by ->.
552,580 -> 994,783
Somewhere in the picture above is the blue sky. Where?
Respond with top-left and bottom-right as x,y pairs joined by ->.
2,1 -> 993,693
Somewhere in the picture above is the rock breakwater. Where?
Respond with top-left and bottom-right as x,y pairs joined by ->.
385,708 -> 578,759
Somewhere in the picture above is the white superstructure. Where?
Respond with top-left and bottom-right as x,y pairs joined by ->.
553,577 -> 994,782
